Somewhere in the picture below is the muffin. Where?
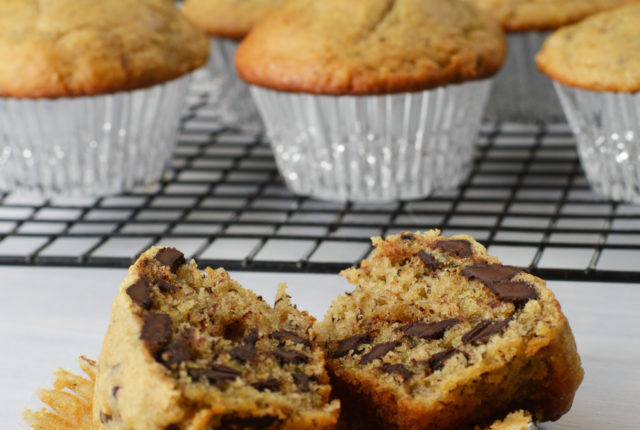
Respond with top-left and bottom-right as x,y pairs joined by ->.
536,2 -> 640,202
92,246 -> 339,429
315,230 -> 583,429
236,0 -> 506,202
0,0 -> 209,196
182,0 -> 284,128
465,0 -> 637,123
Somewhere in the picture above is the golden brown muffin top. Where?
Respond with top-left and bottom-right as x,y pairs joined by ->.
0,0 -> 209,98
464,0 -> 638,32
235,0 -> 506,95
182,0 -> 286,40
536,2 -> 640,92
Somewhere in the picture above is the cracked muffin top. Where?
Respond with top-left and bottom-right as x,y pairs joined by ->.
0,0 -> 209,98
182,0 -> 286,40
235,0 -> 506,95
464,0 -> 639,32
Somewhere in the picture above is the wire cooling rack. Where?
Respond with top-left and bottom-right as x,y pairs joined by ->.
1,73 -> 640,282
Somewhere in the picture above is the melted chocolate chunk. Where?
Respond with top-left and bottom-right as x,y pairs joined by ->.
360,341 -> 400,365
428,348 -> 459,371
219,415 -> 278,430
462,319 -> 511,344
462,264 -> 522,284
252,378 -> 281,392
416,250 -> 442,271
99,412 -> 112,423
398,319 -> 460,340
229,345 -> 257,363
140,314 -> 172,355
292,372 -> 315,392
126,278 -> 152,310
112,386 -> 120,398
382,364 -> 413,380
401,233 -> 415,241
332,333 -> 370,358
462,264 -> 537,304
155,247 -> 185,273
433,240 -> 473,258
191,364 -> 241,384
270,330 -> 311,348
156,279 -> 178,294
163,337 -> 192,365
273,348 -> 308,364
488,281 -> 538,304
243,328 -> 259,346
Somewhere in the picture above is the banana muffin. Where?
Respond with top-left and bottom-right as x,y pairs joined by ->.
315,230 -> 583,429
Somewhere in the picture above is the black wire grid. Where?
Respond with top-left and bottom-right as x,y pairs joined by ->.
1,76 -> 640,282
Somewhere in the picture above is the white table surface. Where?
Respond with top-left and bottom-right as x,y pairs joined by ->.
1,266 -> 638,430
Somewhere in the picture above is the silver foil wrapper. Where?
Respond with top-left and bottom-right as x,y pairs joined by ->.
251,80 -> 492,202
555,83 -> 640,203
484,32 -> 564,124
0,74 -> 191,196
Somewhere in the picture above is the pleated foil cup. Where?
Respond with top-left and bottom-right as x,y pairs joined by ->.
554,83 -> 640,203
251,80 -> 492,202
206,38 -> 263,129
0,74 -> 191,196
484,32 -> 564,124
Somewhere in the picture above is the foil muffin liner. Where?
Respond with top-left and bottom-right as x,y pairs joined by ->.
0,74 -> 191,196
484,32 -> 564,124
206,38 -> 263,129
554,83 -> 640,203
251,80 -> 492,202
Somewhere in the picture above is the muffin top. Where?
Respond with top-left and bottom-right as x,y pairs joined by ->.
536,2 -> 640,92
0,0 -> 209,98
464,0 -> 638,32
183,0 -> 286,40
235,0 -> 506,95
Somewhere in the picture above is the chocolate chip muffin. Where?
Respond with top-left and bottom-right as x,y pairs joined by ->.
92,247 -> 339,429
315,230 -> 583,430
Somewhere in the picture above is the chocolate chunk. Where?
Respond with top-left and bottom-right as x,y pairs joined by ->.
433,240 -> 473,258
126,278 -> 152,310
243,328 -> 259,346
252,378 -> 281,392
155,247 -> 185,273
462,319 -> 511,344
462,264 -> 522,284
140,313 -> 172,355
270,330 -> 311,348
462,264 -> 537,304
428,348 -> 459,371
100,412 -> 112,423
398,319 -> 460,340
292,372 -> 316,392
401,233 -> 415,241
416,250 -> 442,271
220,415 -> 278,430
191,364 -> 241,384
112,386 -> 120,398
360,341 -> 400,365
488,281 -> 538,304
229,345 -> 256,363
165,425 -> 180,430
382,364 -> 414,380
332,333 -> 370,358
163,336 -> 193,365
273,348 -> 308,364
156,279 -> 178,294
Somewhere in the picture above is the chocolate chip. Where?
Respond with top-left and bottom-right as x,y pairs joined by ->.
462,264 -> 537,304
165,425 -> 180,430
462,264 -> 522,284
292,372 -> 316,392
270,330 -> 311,348
333,333 -> 370,358
360,341 -> 399,365
190,364 -> 241,384
488,281 -> 538,304
273,348 -> 308,364
252,378 -> 281,392
156,279 -> 178,294
163,336 -> 192,365
100,412 -> 112,423
462,319 -> 511,344
382,364 -> 413,380
112,386 -> 120,398
432,240 -> 473,258
140,314 -> 172,355
401,233 -> 414,241
219,415 -> 278,430
416,250 -> 442,271
126,278 -> 152,310
428,348 -> 459,371
243,328 -> 259,346
155,247 -> 185,273
229,345 -> 256,363
398,319 -> 460,340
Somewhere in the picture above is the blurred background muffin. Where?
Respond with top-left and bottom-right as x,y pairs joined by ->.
537,2 -> 640,202
465,0 -> 638,123
182,0 -> 285,129
0,0 -> 209,196
236,0 -> 506,202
